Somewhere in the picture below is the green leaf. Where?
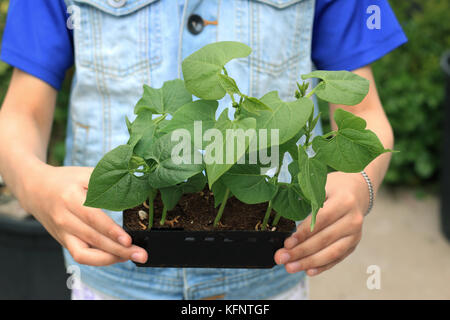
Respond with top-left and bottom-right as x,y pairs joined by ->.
160,100 -> 218,147
241,96 -> 272,114
84,145 -> 150,211
160,187 -> 183,211
334,108 -> 366,130
278,129 -> 305,161
211,178 -> 233,208
134,79 -> 192,115
248,92 -> 313,148
127,109 -> 154,148
125,116 -> 132,134
205,110 -> 256,186
218,74 -> 241,96
296,148 -> 328,230
181,173 -> 207,193
159,174 -> 207,210
182,41 -> 252,100
221,164 -> 278,204
312,109 -> 390,172
145,133 -> 204,188
302,71 -> 369,105
126,110 -> 159,158
272,183 -> 311,221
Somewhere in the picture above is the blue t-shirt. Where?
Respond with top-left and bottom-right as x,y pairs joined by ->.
1,0 -> 407,90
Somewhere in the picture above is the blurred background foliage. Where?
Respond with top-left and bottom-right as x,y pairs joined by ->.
0,0 -> 449,188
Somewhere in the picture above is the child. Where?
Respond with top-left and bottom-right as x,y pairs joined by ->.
0,0 -> 406,299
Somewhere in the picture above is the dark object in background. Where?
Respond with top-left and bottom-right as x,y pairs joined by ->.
440,50 -> 450,242
0,214 -> 70,299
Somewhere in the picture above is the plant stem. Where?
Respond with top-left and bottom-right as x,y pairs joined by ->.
272,213 -> 281,227
305,81 -> 324,99
261,201 -> 273,231
322,130 -> 337,139
214,188 -> 230,227
160,206 -> 168,226
147,199 -> 154,230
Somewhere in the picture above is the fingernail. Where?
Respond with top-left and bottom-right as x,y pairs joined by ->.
131,252 -> 146,263
118,236 -> 129,246
278,252 -> 290,264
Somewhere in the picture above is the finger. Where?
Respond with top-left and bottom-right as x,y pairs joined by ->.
64,185 -> 133,247
64,233 -> 125,266
284,194 -> 348,249
277,210 -> 363,263
306,246 -> 356,276
284,235 -> 358,274
56,210 -> 148,263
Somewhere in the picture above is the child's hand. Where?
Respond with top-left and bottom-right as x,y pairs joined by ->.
274,171 -> 369,276
22,165 -> 148,266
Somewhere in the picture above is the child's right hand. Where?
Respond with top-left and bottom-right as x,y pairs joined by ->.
21,164 -> 148,266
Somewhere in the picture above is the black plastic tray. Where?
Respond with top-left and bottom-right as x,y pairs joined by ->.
123,213 -> 293,268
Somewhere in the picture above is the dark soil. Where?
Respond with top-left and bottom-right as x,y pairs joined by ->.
123,189 -> 295,232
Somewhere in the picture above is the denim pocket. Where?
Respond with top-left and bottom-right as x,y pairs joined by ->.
72,0 -> 163,78
243,0 -> 312,75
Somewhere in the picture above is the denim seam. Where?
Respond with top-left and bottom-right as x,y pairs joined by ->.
215,0 -> 221,42
144,6 -> 151,85
97,11 -> 112,152
76,1 -> 162,78
288,1 -> 303,96
177,0 -> 188,78
187,268 -> 273,292
255,0 -> 260,98
186,268 -> 305,298
71,121 -> 89,165
73,0 -> 158,16
253,0 -> 305,9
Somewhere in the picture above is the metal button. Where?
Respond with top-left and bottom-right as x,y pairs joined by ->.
108,0 -> 127,8
187,14 -> 204,35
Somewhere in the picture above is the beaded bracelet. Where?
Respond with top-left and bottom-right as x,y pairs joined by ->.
361,171 -> 374,216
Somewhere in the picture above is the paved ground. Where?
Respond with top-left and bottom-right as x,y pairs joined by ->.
309,187 -> 450,300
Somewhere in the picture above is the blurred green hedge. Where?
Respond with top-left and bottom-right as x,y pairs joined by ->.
0,0 -> 449,186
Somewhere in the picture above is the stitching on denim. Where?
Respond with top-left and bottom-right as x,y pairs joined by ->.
187,269 -> 269,293
288,1 -> 303,96
73,0 -> 158,16
144,6 -> 151,85
252,0 -> 305,9
75,1 -> 162,78
97,12 -> 112,152
88,7 -> 106,155
94,10 -> 109,152
187,268 -> 306,299
71,119 -> 90,166
216,0 -> 221,42
177,0 -> 188,78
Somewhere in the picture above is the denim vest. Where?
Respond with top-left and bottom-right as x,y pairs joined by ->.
63,0 -> 319,299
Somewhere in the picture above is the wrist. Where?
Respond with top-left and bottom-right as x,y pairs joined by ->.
16,157 -> 52,210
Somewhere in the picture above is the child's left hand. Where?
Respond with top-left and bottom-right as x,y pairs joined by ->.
274,171 -> 370,276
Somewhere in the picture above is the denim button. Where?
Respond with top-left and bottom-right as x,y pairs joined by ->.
108,0 -> 127,8
187,14 -> 204,35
